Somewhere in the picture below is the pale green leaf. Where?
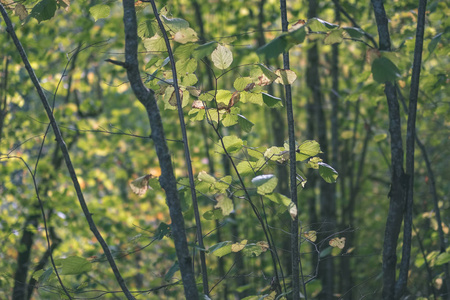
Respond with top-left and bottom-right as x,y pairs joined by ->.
296,140 -> 321,161
89,4 -> 110,22
234,77 -> 253,91
198,171 -> 216,183
252,174 -> 278,195
174,28 -> 199,44
56,256 -> 92,275
324,29 -> 344,45
214,194 -> 234,216
216,90 -> 232,104
211,44 -> 233,69
275,69 -> 297,85
143,34 -> 167,52
307,18 -> 339,31
161,15 -> 189,32
264,193 -> 291,207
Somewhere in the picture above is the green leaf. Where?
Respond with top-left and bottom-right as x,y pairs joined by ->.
307,18 -> 339,31
216,90 -> 232,104
262,93 -> 283,108
176,58 -> 197,74
174,28 -> 199,44
154,222 -> 171,240
212,243 -> 232,257
30,0 -> 57,23
193,41 -> 218,59
373,133 -> 387,142
203,209 -> 224,220
214,194 -> 234,216
161,15 -> 189,32
211,44 -> 233,69
56,256 -> 92,275
324,29 -> 344,45
242,245 -> 264,257
296,140 -> 321,161
237,114 -> 254,133
144,34 -> 168,52
174,43 -> 198,59
89,4 -> 110,22
241,91 -> 263,105
257,26 -> 306,59
198,171 -> 216,183
343,27 -> 365,39
164,261 -> 179,281
275,69 -> 297,85
371,57 -> 401,83
318,162 -> 338,183
435,252 -> 450,266
222,110 -> 239,127
264,193 -> 291,207
252,174 -> 278,195
218,135 -> 243,154
137,20 -> 158,39
307,157 -> 322,169
209,241 -> 231,253
428,33 -> 442,56
234,77 -> 254,91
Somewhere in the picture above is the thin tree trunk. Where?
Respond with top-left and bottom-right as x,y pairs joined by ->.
119,1 -> 198,298
371,1 -> 407,299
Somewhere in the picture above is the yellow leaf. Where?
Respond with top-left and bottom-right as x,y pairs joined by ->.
130,174 -> 154,196
257,241 -> 269,252
231,240 -> 247,252
303,231 -> 317,242
329,237 -> 346,249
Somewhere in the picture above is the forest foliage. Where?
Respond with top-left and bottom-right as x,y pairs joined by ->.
0,0 -> 449,299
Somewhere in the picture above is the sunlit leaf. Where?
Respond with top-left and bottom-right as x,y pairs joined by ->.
307,157 -> 322,169
307,18 -> 339,31
435,252 -> 450,266
211,44 -> 233,69
232,240 -> 248,252
296,140 -> 321,161
373,133 -> 387,142
218,135 -> 243,153
303,231 -> 317,242
143,34 -> 168,52
89,4 -> 110,22
137,19 -> 158,39
198,171 -> 216,183
161,15 -> 189,32
252,174 -> 278,195
55,256 -> 92,275
211,243 -> 232,257
214,194 -> 233,216
174,28 -> 199,44
275,69 -> 297,85
234,77 -> 253,91
289,202 -> 297,220
264,193 -> 291,207
318,162 -> 338,183
329,237 -> 346,249
324,29 -> 344,45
